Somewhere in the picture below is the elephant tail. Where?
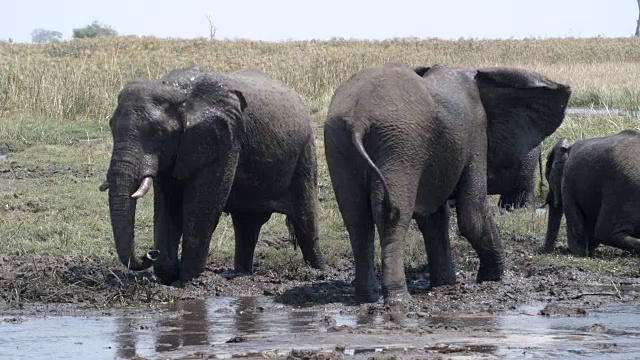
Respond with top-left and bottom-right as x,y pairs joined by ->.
350,123 -> 400,223
538,146 -> 543,185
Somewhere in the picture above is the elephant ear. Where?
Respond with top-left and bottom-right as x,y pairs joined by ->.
172,75 -> 247,180
544,138 -> 571,181
475,67 -> 571,173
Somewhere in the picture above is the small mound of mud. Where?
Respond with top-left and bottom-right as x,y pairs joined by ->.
539,303 -> 587,317
284,349 -> 344,360
274,280 -> 354,306
579,323 -> 607,333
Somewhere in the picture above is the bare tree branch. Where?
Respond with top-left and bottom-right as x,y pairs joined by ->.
205,14 -> 217,40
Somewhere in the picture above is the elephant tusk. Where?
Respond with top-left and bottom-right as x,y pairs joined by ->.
99,180 -> 109,191
145,249 -> 160,261
131,177 -> 153,199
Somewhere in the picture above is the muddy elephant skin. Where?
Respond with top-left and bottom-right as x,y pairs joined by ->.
324,62 -> 571,305
543,130 -> 640,256
101,66 -> 324,285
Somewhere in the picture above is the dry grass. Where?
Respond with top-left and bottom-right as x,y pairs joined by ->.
2,36 -> 640,124
1,36 -> 640,277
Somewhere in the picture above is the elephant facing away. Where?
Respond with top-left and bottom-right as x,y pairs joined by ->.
543,130 -> 640,255
100,66 -> 324,285
324,62 -> 570,306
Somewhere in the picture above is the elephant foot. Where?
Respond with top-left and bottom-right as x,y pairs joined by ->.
428,272 -> 457,288
302,251 -> 325,270
355,290 -> 379,304
223,268 -> 253,279
179,262 -> 207,285
541,245 -> 555,254
153,261 -> 180,286
383,291 -> 412,310
476,263 -> 503,283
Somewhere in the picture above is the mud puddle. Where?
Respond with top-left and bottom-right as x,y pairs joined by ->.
1,296 -> 639,359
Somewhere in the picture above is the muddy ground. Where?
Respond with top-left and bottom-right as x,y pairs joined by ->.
1,231 -> 639,317
2,227 -> 640,359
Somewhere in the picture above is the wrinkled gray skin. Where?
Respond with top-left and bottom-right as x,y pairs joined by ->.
101,66 -> 324,285
450,144 -> 542,210
543,130 -> 640,256
493,144 -> 541,209
324,62 -> 570,306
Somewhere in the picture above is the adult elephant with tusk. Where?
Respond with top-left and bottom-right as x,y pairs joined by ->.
100,66 -> 325,285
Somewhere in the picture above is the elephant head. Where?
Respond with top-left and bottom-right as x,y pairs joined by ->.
542,138 -> 572,253
100,70 -> 246,271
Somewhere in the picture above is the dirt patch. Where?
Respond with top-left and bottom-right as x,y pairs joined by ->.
0,161 -> 102,180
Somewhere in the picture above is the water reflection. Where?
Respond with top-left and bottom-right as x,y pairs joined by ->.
232,296 -> 267,334
2,299 -> 640,359
114,316 -> 138,359
154,299 -> 210,351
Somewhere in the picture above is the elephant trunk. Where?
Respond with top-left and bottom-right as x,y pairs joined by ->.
107,157 -> 159,271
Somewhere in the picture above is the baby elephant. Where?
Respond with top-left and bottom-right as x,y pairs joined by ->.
543,130 -> 640,255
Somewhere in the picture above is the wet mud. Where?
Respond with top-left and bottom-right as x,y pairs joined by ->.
1,233 -> 640,358
2,296 -> 640,359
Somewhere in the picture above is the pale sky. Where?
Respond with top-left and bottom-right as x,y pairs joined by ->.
0,0 -> 637,43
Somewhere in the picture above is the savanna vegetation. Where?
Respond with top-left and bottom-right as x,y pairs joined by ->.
1,36 -> 640,306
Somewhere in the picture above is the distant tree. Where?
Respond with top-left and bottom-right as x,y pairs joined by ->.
72,21 -> 118,39
31,29 -> 63,43
636,0 -> 640,37
205,14 -> 216,39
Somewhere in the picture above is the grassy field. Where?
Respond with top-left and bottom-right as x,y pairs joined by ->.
1,36 -> 640,276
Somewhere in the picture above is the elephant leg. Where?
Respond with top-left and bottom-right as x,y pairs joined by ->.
563,197 -> 589,256
415,204 -> 456,288
455,163 -> 504,283
287,142 -> 324,269
370,175 -> 418,306
152,175 -> 184,284
326,150 -> 377,303
180,155 -> 239,282
232,212 -> 272,273
594,206 -> 640,254
609,235 -> 640,254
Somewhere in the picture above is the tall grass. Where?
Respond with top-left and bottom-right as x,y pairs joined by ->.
2,36 -> 640,124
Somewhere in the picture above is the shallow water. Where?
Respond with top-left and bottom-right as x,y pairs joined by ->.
565,107 -> 640,117
1,297 -> 639,359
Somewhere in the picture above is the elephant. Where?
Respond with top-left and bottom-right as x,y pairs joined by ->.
449,144 -> 542,210
542,130 -> 640,256
324,62 -> 571,305
493,144 -> 542,209
99,66 -> 324,285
